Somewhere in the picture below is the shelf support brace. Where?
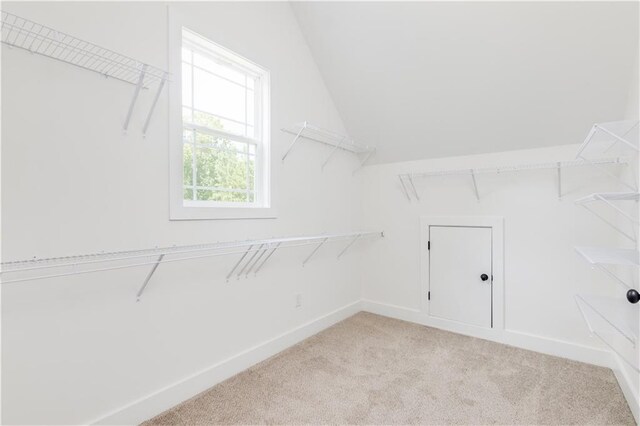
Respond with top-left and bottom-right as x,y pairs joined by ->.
282,122 -> 307,162
353,149 -> 375,175
136,253 -> 164,301
226,244 -> 253,282
596,264 -> 635,290
398,175 -> 411,201
557,162 -> 562,199
407,175 -> 420,201
237,244 -> 264,279
337,234 -> 361,260
303,238 -> 328,266
245,245 -> 269,277
321,136 -> 346,170
470,169 -> 480,201
581,157 -> 637,192
254,242 -> 281,275
142,72 -> 168,136
123,64 -> 147,132
581,205 -> 637,243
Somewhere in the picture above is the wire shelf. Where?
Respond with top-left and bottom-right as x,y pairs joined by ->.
281,122 -> 375,172
1,11 -> 166,87
576,120 -> 639,159
574,192 -> 639,243
1,231 -> 384,299
397,157 -> 626,202
574,192 -> 640,204
1,11 -> 169,133
576,295 -> 640,346
575,246 -> 639,291
575,246 -> 639,267
575,294 -> 639,372
575,120 -> 639,192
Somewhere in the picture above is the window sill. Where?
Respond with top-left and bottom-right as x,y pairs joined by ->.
170,204 -> 277,221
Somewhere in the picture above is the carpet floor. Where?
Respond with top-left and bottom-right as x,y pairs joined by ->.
144,312 -> 634,425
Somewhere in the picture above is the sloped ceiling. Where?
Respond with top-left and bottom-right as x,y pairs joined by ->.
291,2 -> 639,164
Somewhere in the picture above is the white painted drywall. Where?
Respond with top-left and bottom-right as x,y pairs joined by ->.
360,143 -> 631,349
292,1 -> 639,164
1,2 -> 370,424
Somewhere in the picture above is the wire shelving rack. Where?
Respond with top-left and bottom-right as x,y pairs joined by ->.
281,122 -> 375,172
1,231 -> 384,300
1,11 -> 169,134
397,157 -> 626,202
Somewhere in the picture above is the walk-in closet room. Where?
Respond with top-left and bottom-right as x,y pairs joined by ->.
1,1 -> 639,424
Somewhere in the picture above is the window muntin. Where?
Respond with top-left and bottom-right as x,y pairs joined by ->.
181,28 -> 266,207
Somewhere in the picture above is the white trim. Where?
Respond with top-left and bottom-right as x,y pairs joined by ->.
361,299 -> 613,368
90,301 -> 362,425
420,216 -> 505,330
612,355 -> 640,423
88,299 -> 621,425
168,8 -> 274,220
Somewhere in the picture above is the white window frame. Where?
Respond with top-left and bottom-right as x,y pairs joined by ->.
169,10 -> 275,220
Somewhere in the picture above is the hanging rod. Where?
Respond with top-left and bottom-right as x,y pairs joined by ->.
281,121 -> 375,173
1,231 -> 384,299
398,157 -> 627,202
1,11 -> 169,134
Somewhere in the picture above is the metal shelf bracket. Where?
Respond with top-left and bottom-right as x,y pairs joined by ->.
337,234 -> 361,259
303,238 -> 328,266
136,253 -> 164,301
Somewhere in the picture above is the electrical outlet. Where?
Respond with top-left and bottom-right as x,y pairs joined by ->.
295,293 -> 302,308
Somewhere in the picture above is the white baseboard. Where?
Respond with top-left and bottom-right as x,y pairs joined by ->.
361,299 -> 612,368
91,300 -> 362,425
612,355 -> 640,423
90,299 -> 623,425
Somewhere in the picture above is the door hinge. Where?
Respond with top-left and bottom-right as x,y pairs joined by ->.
427,241 -> 430,250
428,291 -> 431,300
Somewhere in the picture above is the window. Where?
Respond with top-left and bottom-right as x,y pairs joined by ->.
172,26 -> 272,218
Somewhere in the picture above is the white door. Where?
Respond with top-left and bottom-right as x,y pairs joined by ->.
429,226 -> 492,328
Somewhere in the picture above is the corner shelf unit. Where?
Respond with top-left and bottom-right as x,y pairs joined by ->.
281,122 -> 375,172
576,294 -> 639,372
1,11 -> 169,134
574,246 -> 638,290
398,157 -> 626,202
575,120 -> 639,191
1,231 -> 384,300
574,192 -> 640,243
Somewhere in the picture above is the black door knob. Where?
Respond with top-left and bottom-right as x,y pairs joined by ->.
627,289 -> 640,304
480,274 -> 489,281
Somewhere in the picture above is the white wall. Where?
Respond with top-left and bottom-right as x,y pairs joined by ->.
360,144 -> 629,352
2,2 -> 637,425
1,2 -> 370,424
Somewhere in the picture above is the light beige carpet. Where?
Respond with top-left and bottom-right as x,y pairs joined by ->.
144,312 -> 634,425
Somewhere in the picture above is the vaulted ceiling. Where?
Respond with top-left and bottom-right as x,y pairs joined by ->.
291,2 -> 639,164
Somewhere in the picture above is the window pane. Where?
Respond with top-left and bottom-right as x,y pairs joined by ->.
182,63 -> 192,108
182,107 -> 193,124
193,51 -> 247,86
196,189 -> 249,203
193,68 -> 246,124
184,187 -> 194,200
248,154 -> 255,191
183,143 -> 194,190
194,132 -> 248,154
192,110 -> 246,136
181,47 -> 192,64
195,147 -> 250,190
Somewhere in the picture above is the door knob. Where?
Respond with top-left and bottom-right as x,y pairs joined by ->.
627,289 -> 639,304
480,274 -> 489,281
